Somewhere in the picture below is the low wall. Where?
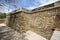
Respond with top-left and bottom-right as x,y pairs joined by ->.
0,19 -> 6,24
7,7 -> 60,40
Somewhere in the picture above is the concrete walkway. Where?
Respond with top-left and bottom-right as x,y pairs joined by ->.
25,30 -> 47,40
51,30 -> 60,40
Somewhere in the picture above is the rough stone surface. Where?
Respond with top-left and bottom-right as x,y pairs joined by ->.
7,2 -> 60,40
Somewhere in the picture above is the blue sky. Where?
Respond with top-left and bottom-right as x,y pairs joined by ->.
0,0 -> 59,13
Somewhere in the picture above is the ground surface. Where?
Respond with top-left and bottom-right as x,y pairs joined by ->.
0,24 -> 47,40
0,24 -> 23,40
0,24 -> 60,40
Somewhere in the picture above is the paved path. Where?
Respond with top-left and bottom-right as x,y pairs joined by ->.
25,30 -> 47,40
51,30 -> 60,40
0,24 -> 23,40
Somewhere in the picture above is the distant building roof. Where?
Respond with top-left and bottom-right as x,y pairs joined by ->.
32,1 -> 60,11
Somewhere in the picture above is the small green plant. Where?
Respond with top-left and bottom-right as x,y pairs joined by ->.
0,13 -> 6,19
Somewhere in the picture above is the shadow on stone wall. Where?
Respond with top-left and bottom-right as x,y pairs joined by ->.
55,12 -> 60,29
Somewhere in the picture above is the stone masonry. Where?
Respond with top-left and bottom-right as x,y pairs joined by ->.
7,1 -> 60,40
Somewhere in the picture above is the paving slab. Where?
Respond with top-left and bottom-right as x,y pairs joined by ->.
51,30 -> 60,40
25,30 -> 47,40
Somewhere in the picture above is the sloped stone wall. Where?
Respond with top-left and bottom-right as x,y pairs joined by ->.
55,8 -> 60,29
7,7 -> 60,40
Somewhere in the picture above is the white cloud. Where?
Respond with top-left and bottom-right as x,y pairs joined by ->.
22,0 -> 28,5
40,0 -> 59,6
36,0 -> 47,4
5,9 -> 13,13
26,6 -> 37,10
0,5 -> 13,13
22,0 -> 27,2
35,0 -> 59,7
27,0 -> 59,10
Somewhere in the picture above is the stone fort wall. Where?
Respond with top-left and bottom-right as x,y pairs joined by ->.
7,6 -> 60,40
